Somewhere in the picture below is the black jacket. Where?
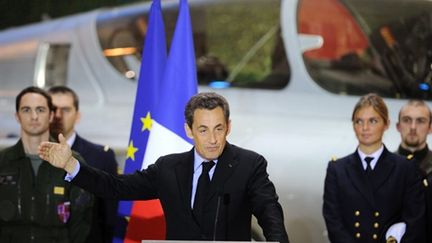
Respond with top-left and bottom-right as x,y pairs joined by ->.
0,139 -> 94,243
71,142 -> 289,243
71,134 -> 118,243
323,147 -> 425,243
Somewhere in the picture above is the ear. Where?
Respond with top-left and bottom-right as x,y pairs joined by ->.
385,120 -> 390,131
75,111 -> 81,124
49,110 -> 54,123
184,123 -> 193,139
14,112 -> 19,123
396,121 -> 401,132
226,119 -> 232,135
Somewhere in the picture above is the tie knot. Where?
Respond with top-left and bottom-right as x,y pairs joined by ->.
364,156 -> 374,165
202,161 -> 215,173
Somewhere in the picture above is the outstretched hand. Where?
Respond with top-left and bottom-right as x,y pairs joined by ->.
38,133 -> 76,173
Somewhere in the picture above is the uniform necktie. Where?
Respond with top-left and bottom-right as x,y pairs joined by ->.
193,161 -> 215,224
364,156 -> 374,175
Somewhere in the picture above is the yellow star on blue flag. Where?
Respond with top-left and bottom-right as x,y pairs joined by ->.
126,141 -> 138,161
141,112 -> 153,131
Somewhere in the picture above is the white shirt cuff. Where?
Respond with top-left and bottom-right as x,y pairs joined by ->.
64,161 -> 81,182
386,222 -> 406,242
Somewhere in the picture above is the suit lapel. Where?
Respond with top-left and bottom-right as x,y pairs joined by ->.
370,148 -> 395,191
71,134 -> 83,152
206,143 -> 238,203
345,152 -> 376,208
175,149 -> 195,213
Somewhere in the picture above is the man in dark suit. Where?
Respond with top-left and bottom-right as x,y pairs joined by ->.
39,92 -> 290,243
48,86 -> 119,243
396,99 -> 432,242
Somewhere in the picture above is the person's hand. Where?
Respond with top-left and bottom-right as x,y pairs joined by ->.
38,133 -> 77,173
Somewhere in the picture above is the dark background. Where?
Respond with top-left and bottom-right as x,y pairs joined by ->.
0,0 -> 144,31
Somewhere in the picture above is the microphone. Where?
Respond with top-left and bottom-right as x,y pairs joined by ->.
223,193 -> 230,240
212,193 -> 222,241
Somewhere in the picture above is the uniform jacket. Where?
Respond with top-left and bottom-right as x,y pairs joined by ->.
423,150 -> 432,243
426,173 -> 432,243
397,146 -> 432,243
323,146 -> 425,243
0,139 -> 93,243
71,134 -> 118,243
72,142 -> 289,243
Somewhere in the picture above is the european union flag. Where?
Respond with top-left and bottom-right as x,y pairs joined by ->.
117,0 -> 198,242
115,0 -> 167,242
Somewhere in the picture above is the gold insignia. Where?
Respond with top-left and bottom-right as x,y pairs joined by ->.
54,186 -> 65,195
331,156 -> 337,161
407,154 -> 414,160
423,179 -> 429,187
104,145 -> 110,152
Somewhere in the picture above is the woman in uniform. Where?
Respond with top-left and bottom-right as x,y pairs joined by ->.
323,93 -> 425,243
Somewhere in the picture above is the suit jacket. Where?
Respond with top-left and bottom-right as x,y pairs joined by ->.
323,147 -> 425,243
426,174 -> 432,243
72,142 -> 289,243
71,134 -> 118,243
397,146 -> 432,243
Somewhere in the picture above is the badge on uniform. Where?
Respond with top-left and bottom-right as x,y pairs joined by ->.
54,186 -> 65,195
57,201 -> 71,223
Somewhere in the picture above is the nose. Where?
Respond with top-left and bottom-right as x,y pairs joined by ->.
31,110 -> 38,119
208,131 -> 217,144
361,121 -> 370,131
410,121 -> 417,129
55,108 -> 62,118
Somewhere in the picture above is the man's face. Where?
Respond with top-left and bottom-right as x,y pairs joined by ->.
397,105 -> 432,150
15,93 -> 53,137
185,107 -> 231,161
50,93 -> 80,138
353,106 -> 388,150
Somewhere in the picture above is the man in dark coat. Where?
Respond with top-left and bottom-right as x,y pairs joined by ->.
0,86 -> 93,243
39,92 -> 290,243
49,86 -> 119,243
396,99 -> 432,242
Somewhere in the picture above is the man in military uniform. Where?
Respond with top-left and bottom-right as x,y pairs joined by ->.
396,99 -> 432,242
48,86 -> 119,243
0,86 -> 94,243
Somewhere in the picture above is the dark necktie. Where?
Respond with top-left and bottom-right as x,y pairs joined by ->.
193,161 -> 215,224
364,156 -> 374,175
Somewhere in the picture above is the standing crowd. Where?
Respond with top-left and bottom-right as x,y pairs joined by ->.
1,86 -> 432,243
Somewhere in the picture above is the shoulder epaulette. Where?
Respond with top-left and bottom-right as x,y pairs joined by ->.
331,156 -> 337,162
103,145 -> 110,152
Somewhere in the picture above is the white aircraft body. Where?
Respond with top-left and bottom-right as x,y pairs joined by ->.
1,0 -> 432,242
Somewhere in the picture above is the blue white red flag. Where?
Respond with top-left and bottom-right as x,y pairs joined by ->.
116,0 -> 198,242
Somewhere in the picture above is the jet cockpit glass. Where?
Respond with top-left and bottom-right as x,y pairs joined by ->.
299,0 -> 432,99
96,0 -> 290,90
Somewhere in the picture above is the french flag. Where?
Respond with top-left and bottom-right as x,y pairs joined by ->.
116,0 -> 197,242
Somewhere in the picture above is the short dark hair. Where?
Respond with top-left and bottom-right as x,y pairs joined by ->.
48,85 -> 80,111
398,99 -> 432,125
184,92 -> 230,128
352,93 -> 389,125
16,86 -> 54,112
